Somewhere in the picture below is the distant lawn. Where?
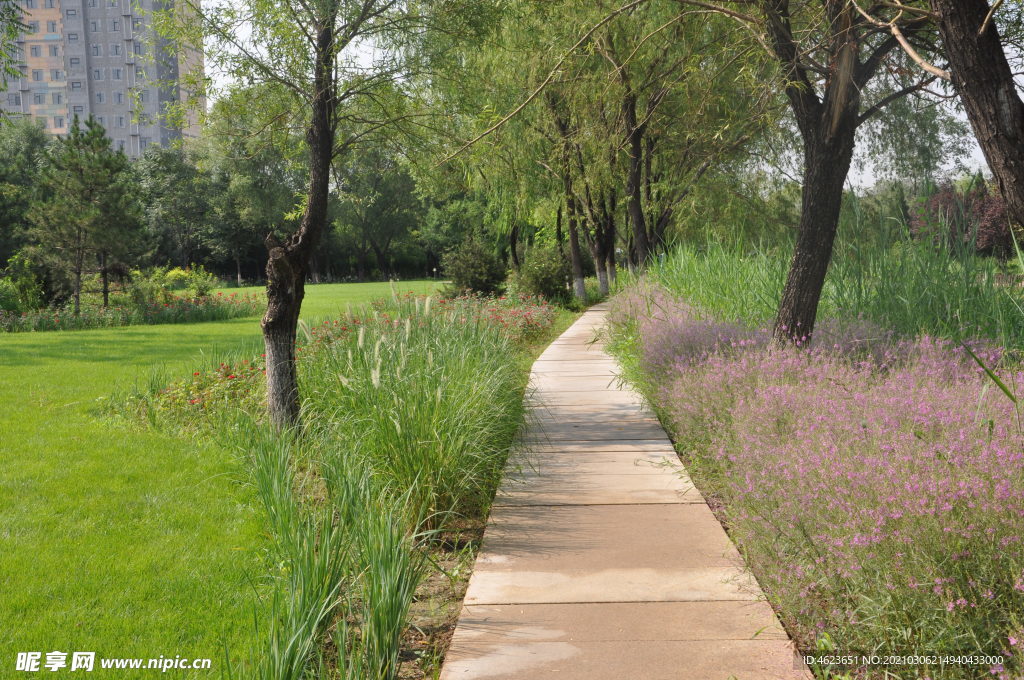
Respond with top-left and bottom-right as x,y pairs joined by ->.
0,279 -> 442,677
215,279 -> 443,321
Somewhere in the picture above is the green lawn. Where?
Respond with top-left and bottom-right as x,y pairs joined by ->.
0,281 -> 440,677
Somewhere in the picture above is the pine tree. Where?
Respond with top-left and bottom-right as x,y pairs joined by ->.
27,116 -> 140,313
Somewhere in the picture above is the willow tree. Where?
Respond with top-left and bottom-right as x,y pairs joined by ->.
162,0 -> 485,427
869,1 -> 1024,231
666,1 -> 944,342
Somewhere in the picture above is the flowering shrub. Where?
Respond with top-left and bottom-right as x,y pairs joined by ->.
0,292 -> 263,332
610,285 -> 1024,679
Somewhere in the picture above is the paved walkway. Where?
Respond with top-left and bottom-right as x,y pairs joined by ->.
440,305 -> 810,680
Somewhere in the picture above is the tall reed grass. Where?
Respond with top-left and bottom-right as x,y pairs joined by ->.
124,293 -> 556,680
635,233 -> 1024,347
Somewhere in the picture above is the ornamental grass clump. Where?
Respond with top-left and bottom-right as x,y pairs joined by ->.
609,285 -> 1024,679
125,291 -> 555,679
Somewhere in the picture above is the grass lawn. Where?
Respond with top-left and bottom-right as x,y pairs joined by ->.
0,280 -> 440,677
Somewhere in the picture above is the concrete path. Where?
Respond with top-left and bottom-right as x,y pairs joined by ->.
440,305 -> 810,680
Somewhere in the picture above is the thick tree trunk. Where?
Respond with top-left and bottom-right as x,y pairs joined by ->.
773,133 -> 856,344
625,121 -> 650,265
261,24 -> 335,430
930,0 -> 1024,229
371,241 -> 389,278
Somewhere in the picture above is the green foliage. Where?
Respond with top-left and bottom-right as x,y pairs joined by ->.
507,245 -> 570,301
0,252 -> 42,312
26,117 -> 141,310
0,277 -> 19,312
441,237 -> 505,294
0,118 -> 49,265
135,146 -> 215,268
121,292 -> 559,678
127,265 -> 220,306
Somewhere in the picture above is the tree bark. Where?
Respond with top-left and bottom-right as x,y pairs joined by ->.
235,253 -> 243,287
624,94 -> 650,265
370,239 -> 390,278
773,130 -> 857,344
566,197 -> 587,301
261,23 -> 335,430
929,0 -> 1024,229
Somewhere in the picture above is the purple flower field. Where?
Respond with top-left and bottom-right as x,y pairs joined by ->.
609,285 -> 1024,678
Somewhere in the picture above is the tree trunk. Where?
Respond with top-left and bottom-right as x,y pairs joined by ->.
566,197 -> 586,301
100,251 -> 109,307
624,106 -> 650,265
235,253 -> 243,287
773,132 -> 856,344
929,0 -> 1024,229
261,23 -> 335,430
555,204 -> 566,259
593,242 -> 609,296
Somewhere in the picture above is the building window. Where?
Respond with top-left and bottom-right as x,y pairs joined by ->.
71,81 -> 82,90
33,93 -> 44,104
133,42 -> 142,55
72,105 -> 84,114
30,46 -> 40,57
50,69 -> 61,80
7,94 -> 20,106
132,18 -> 141,29
88,0 -> 96,6
68,32 -> 78,41
116,139 -> 125,151
96,116 -> 104,126
138,89 -> 146,102
109,0 -> 117,6
111,19 -> 119,31
65,8 -> 75,16
112,68 -> 121,80
24,0 -> 35,8
28,21 -> 39,32
54,116 -> 63,128
44,0 -> 54,7
116,115 -> 124,127
110,44 -> 120,56
96,92 -> 104,103
91,44 -> 100,56
52,92 -> 61,104
46,20 -> 56,32
31,70 -> 42,81
69,57 -> 80,68
89,20 -> 98,31
114,91 -> 123,104
49,45 -> 58,56
140,136 -> 150,150
92,68 -> 103,80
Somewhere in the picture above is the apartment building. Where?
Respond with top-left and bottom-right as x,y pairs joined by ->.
1,0 -> 203,157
